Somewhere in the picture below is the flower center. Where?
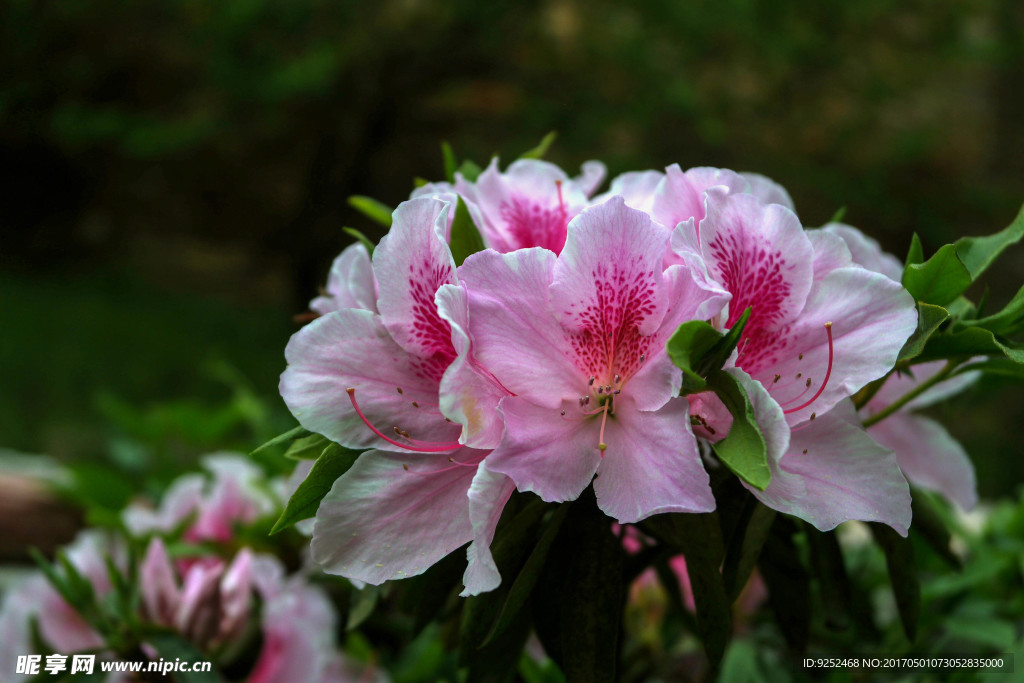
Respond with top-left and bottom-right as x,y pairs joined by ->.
499,180 -> 570,253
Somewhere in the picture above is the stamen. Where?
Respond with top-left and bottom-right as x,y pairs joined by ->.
346,388 -> 462,453
598,403 -> 609,455
782,323 -> 833,415
588,376 -> 595,386
555,179 -> 566,219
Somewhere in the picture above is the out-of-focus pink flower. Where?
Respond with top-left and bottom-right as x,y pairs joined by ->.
123,454 -> 275,544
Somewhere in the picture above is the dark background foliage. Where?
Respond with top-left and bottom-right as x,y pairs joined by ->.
2,0 -> 1022,495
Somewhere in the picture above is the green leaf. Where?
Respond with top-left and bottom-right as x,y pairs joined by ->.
666,320 -> 723,393
910,495 -> 961,569
448,197 -> 486,266
538,488 -> 624,683
916,325 -> 1024,364
897,303 -> 949,363
757,518 -> 811,654
441,141 -> 457,183
461,499 -> 548,655
954,202 -> 1024,281
457,159 -> 483,182
250,425 -> 310,457
705,370 -> 770,490
283,433 -> 329,460
956,357 -> 1024,379
348,195 -> 393,227
482,504 -> 570,646
666,308 -> 751,394
828,206 -> 847,224
346,584 -> 379,630
958,283 -> 1024,336
905,233 -> 924,268
722,499 -> 776,600
901,243 -> 972,307
644,512 -> 730,671
945,616 -> 1016,651
870,523 -> 920,642
519,131 -> 558,160
343,227 -> 376,256
804,527 -> 855,631
145,632 -> 221,683
270,442 -> 362,534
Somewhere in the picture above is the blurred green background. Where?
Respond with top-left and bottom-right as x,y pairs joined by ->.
2,0 -> 1022,497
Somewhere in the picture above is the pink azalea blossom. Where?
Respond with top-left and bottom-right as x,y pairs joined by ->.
457,196 -> 729,523
679,189 -> 917,533
823,222 -> 979,510
281,196 -> 513,594
309,242 -> 378,316
454,158 -> 606,253
124,454 -> 275,544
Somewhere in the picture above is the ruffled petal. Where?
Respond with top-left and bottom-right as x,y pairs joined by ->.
749,267 -> 917,425
751,400 -> 912,535
461,462 -> 516,596
571,160 -> 607,197
311,449 -> 477,584
822,223 -> 904,281
374,197 -> 458,361
740,172 -> 795,210
806,228 -> 854,281
310,243 -> 377,315
592,396 -> 715,523
436,283 -> 510,449
459,248 -> 582,407
485,396 -> 604,504
280,309 -> 462,450
594,170 -> 664,213
651,165 -> 747,231
868,413 -> 977,510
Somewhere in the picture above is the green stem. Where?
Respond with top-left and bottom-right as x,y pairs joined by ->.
860,360 -> 958,428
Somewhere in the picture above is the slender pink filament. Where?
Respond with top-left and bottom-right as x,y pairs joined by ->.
346,388 -> 462,453
782,323 -> 833,415
402,453 -> 487,477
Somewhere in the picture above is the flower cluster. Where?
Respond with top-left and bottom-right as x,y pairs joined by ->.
281,157 -> 978,596
0,455 -> 374,683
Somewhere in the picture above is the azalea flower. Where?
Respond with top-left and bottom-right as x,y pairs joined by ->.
454,158 -> 606,253
679,189 -> 918,533
281,196 -> 512,594
309,242 -> 377,316
457,196 -> 729,523
124,454 -> 275,544
823,221 -> 979,510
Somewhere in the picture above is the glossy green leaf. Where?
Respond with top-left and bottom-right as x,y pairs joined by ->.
897,303 -> 949,363
722,499 -> 776,600
666,320 -> 723,393
666,308 -> 751,394
958,283 -> 1024,336
250,425 -> 309,457
145,632 -> 221,683
270,442 -> 362,534
519,131 -> 558,160
343,227 -> 376,256
283,432 -> 329,460
954,202 -> 1024,281
705,370 -> 771,490
441,141 -> 457,182
757,519 -> 811,654
916,326 -> 1024,364
905,232 -> 924,269
448,197 -> 486,266
348,195 -> 393,227
870,523 -> 920,642
956,357 -> 1024,379
901,243 -> 972,307
482,504 -> 570,646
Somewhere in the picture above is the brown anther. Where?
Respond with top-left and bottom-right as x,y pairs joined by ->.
444,417 -> 453,423
560,410 -> 566,416
805,378 -> 812,388
810,412 -> 816,421
588,376 -> 595,386
802,449 -> 808,455
412,401 -> 419,408
396,387 -> 403,394
773,374 -> 781,383
798,353 -> 804,360
796,372 -> 802,379
402,463 -> 409,471
448,457 -> 455,463
597,386 -> 604,395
